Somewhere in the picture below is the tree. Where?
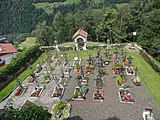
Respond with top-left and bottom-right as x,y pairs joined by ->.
96,8 -> 117,43
52,12 -> 67,44
35,21 -> 55,46
0,104 -> 50,120
0,0 -> 47,35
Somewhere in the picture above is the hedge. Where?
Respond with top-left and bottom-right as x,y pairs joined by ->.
0,45 -> 41,83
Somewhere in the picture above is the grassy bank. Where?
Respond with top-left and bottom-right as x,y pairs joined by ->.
0,52 -> 47,101
59,41 -> 106,47
128,50 -> 160,107
18,37 -> 37,50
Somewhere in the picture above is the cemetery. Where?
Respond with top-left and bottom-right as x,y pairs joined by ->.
0,41 -> 159,120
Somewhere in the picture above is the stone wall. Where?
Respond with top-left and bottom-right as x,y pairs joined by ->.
134,44 -> 160,74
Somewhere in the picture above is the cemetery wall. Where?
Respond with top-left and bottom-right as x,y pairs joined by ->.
134,44 -> 160,74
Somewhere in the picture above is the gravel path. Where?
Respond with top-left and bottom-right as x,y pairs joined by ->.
0,55 -> 159,120
62,63 -> 160,120
0,59 -> 62,112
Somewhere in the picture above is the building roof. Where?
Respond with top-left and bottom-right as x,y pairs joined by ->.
72,29 -> 88,39
0,43 -> 17,54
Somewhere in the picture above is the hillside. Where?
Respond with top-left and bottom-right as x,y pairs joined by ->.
0,0 -> 47,36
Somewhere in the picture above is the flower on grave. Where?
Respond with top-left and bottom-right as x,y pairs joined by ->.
75,62 -> 80,69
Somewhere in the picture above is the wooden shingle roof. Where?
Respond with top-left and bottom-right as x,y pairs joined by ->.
72,29 -> 88,39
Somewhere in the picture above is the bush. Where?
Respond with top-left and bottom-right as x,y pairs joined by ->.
0,45 -> 41,83
77,75 -> 82,79
85,77 -> 89,81
72,93 -> 78,98
149,60 -> 160,74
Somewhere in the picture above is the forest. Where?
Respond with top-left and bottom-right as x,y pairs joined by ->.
35,0 -> 160,61
0,0 -> 159,61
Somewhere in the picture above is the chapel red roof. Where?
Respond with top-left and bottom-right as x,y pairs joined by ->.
72,29 -> 88,39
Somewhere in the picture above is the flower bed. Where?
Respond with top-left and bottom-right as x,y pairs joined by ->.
118,88 -> 134,103
51,85 -> 64,99
54,59 -> 61,66
86,68 -> 92,75
72,86 -> 89,101
116,76 -> 125,86
93,89 -> 104,102
113,69 -> 123,75
142,108 -> 154,120
51,102 -> 71,120
15,86 -> 27,96
59,77 -> 69,86
113,59 -> 120,64
41,75 -> 51,84
132,76 -> 141,86
112,64 -> 123,75
77,76 -> 89,86
64,69 -> 71,78
72,57 -> 81,67
103,57 -> 110,66
72,87 -> 84,101
85,64 -> 95,75
27,76 -> 34,84
30,86 -> 44,98
79,79 -> 88,86
34,64 -> 43,74
126,66 -> 135,76
75,69 -> 81,74
124,60 -> 129,66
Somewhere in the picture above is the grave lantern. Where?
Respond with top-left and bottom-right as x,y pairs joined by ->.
133,32 -> 137,43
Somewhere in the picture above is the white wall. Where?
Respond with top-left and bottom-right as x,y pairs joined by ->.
74,35 -> 87,43
74,35 -> 87,50
0,53 -> 16,64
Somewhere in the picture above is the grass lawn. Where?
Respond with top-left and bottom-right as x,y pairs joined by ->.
33,1 -> 79,14
34,0 -> 102,14
18,37 -> 37,50
34,2 -> 55,14
66,0 -> 80,4
128,50 -> 160,107
116,3 -> 128,9
59,41 -> 106,47
66,49 -> 101,60
0,52 -> 47,101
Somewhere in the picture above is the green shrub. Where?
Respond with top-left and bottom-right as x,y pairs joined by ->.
77,75 -> 82,79
77,92 -> 81,96
57,102 -> 67,110
85,77 -> 89,81
30,73 -> 35,77
0,45 -> 41,83
72,93 -> 78,98
75,62 -> 80,69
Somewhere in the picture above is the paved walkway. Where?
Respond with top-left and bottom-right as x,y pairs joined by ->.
0,54 -> 159,120
62,63 -> 160,120
0,58 -> 62,112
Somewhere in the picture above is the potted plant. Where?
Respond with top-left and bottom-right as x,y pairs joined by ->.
28,76 -> 34,84
133,76 -> 141,86
116,76 -> 125,86
118,88 -> 134,103
30,86 -> 44,97
75,62 -> 81,73
51,85 -> 64,99
51,102 -> 71,120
